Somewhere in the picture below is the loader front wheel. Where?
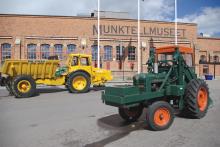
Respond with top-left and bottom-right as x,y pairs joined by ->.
146,101 -> 174,131
183,79 -> 209,118
67,72 -> 90,93
119,105 -> 143,122
12,75 -> 36,98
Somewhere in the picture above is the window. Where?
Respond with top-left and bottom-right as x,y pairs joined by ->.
67,44 -> 76,54
54,44 -> 63,59
183,54 -> 193,67
199,55 -> 206,64
104,46 -> 112,61
80,57 -> 90,66
27,44 -> 37,60
92,45 -> 98,61
1,43 -> 11,62
159,54 -> 166,60
214,55 -> 219,62
72,56 -> 79,66
116,46 -> 125,60
203,65 -> 208,74
128,46 -> 136,60
41,44 -> 50,59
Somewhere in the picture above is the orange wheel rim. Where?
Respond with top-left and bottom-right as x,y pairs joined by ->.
197,87 -> 208,111
154,108 -> 170,127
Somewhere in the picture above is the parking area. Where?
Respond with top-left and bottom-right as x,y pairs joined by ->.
0,80 -> 220,147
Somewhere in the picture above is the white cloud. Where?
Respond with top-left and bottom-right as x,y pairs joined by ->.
0,0 -> 174,21
178,7 -> 220,36
140,0 -> 174,21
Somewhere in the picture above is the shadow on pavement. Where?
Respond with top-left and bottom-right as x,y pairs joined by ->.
84,114 -> 146,147
36,87 -> 67,94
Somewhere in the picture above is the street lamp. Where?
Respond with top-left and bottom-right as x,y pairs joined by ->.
15,38 -> 21,59
80,38 -> 87,50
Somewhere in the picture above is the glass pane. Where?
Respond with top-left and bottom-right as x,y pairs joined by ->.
27,44 -> 36,59
41,44 -> 50,59
80,57 -> 89,66
54,44 -> 63,59
128,46 -> 135,60
183,54 -> 193,67
104,46 -> 112,60
92,45 -> 98,61
67,44 -> 76,54
1,43 -> 11,61
72,56 -> 79,66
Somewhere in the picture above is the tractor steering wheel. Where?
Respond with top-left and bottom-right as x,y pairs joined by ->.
158,61 -> 172,68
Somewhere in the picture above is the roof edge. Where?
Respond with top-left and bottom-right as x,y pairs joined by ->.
197,37 -> 220,40
0,13 -> 197,26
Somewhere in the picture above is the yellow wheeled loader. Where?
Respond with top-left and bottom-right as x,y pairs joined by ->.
0,54 -> 112,98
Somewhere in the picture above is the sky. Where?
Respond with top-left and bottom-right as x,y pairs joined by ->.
0,0 -> 219,37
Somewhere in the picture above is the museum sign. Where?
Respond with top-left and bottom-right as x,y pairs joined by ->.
93,24 -> 186,38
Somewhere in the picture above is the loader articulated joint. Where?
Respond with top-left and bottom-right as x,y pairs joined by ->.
0,73 -> 6,86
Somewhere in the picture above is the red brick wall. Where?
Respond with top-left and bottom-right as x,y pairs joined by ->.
0,14 -> 219,78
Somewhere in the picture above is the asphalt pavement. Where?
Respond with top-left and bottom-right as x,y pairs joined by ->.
0,80 -> 219,147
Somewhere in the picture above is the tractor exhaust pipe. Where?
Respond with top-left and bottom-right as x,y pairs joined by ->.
154,63 -> 158,74
154,53 -> 158,73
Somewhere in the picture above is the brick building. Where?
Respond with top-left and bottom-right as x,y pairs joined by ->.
0,14 -> 219,78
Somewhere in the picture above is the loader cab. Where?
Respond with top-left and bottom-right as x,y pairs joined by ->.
67,54 -> 93,74
68,54 -> 91,67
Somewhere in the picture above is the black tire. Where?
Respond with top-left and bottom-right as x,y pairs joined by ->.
67,72 -> 90,93
119,105 -> 143,122
146,101 -> 174,131
11,75 -> 36,98
183,79 -> 209,118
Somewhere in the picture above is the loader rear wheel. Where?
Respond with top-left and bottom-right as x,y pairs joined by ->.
146,101 -> 174,131
119,105 -> 143,122
12,75 -> 36,98
183,79 -> 209,118
67,72 -> 90,93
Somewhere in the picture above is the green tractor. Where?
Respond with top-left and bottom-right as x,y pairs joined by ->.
102,45 -> 212,131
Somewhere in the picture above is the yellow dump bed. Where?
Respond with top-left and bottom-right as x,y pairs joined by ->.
1,60 -> 60,79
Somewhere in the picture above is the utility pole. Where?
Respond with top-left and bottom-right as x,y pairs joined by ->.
97,0 -> 100,68
175,0 -> 178,45
137,0 -> 141,73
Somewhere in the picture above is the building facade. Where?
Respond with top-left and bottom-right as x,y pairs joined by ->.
0,14 -> 219,79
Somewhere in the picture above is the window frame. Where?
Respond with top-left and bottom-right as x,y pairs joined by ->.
1,43 -> 12,62
27,43 -> 37,60
104,45 -> 113,61
91,45 -> 98,61
116,45 -> 125,61
40,44 -> 50,59
214,55 -> 219,62
128,46 -> 136,61
67,44 -> 76,54
54,44 -> 63,60
199,55 -> 207,64
80,57 -> 90,66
